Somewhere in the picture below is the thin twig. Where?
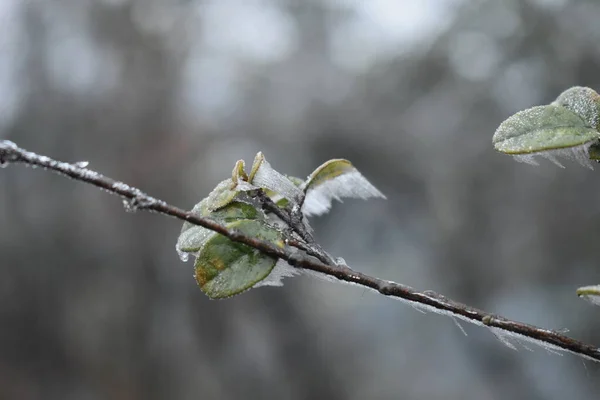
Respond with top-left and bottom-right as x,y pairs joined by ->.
253,189 -> 334,265
2,140 -> 600,362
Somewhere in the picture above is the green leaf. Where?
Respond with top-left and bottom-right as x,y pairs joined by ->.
177,200 -> 259,253
194,219 -> 284,299
492,104 -> 600,155
553,86 -> 600,130
303,159 -> 354,190
301,159 -> 385,217
231,159 -> 248,185
493,87 -> 600,169
263,175 -> 303,207
576,285 -> 600,307
206,179 -> 239,211
248,152 -> 304,203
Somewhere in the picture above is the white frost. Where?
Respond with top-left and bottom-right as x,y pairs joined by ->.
251,158 -> 304,203
484,326 -> 579,358
245,259 -> 600,363
488,327 -> 518,350
74,160 -> 89,168
252,259 -> 300,288
0,140 -> 17,149
302,169 -> 386,217
452,316 -> 468,337
177,248 -> 189,262
512,142 -> 595,170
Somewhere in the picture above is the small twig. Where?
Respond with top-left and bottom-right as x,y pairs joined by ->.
2,139 -> 600,362
253,189 -> 334,265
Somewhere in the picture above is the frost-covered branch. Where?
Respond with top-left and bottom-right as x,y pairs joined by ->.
2,139 -> 600,362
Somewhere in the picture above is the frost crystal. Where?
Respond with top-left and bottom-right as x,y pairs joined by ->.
0,140 -> 17,149
302,169 -> 386,217
488,327 -> 518,350
177,248 -> 189,262
251,157 -> 304,203
252,259 -> 300,288
74,161 -> 89,168
512,141 -> 596,169
484,326 -> 582,357
122,198 -> 138,213
451,316 -> 468,336
176,225 -> 214,254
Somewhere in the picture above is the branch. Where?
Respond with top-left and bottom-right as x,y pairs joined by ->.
2,139 -> 600,362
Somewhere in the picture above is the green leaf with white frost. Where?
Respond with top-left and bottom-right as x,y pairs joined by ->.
206,179 -> 240,211
493,86 -> 600,167
553,86 -> 600,130
301,159 -> 386,217
177,152 -> 385,299
194,219 -> 284,299
248,152 -> 304,204
576,285 -> 600,307
493,105 -> 600,154
177,200 -> 259,253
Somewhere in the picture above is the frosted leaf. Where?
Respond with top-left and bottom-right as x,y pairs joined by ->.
194,219 -> 283,299
206,179 -> 238,211
176,225 -> 215,253
301,159 -> 386,217
235,180 -> 258,192
248,152 -> 304,203
553,86 -> 600,130
252,258 -> 300,288
74,161 -> 89,168
576,285 -> 600,306
493,104 -> 600,157
178,200 -> 260,252
231,159 -> 248,184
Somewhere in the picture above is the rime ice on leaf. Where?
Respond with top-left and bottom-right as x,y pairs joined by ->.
194,219 -> 284,299
553,86 -> 600,130
493,86 -> 600,168
576,285 -> 600,306
206,179 -> 239,211
176,151 -> 385,299
248,152 -> 304,204
301,159 -> 386,217
493,104 -> 598,154
252,258 -> 300,288
177,200 -> 259,254
511,141 -> 597,169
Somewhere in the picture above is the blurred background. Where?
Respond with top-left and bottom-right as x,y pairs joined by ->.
1,0 -> 600,399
